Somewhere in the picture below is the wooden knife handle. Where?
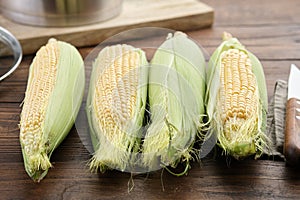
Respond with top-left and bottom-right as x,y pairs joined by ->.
284,98 -> 300,166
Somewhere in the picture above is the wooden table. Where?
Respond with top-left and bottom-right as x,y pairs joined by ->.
1,0 -> 300,199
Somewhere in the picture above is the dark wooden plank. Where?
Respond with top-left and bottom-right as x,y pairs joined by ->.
201,0 -> 300,26
0,158 -> 300,199
190,24 -> 300,48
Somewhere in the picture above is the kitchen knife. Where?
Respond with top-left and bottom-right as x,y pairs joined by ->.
284,64 -> 300,166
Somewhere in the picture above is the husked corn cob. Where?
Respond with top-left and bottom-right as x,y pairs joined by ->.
205,32 -> 268,159
20,38 -> 84,182
86,44 -> 148,172
220,49 -> 258,136
142,32 -> 206,172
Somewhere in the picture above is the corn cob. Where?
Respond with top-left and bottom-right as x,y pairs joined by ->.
19,38 -> 84,182
86,44 -> 148,172
205,32 -> 269,159
142,32 -> 206,173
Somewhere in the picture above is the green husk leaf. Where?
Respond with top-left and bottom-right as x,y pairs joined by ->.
142,32 -> 206,172
21,39 -> 85,182
205,32 -> 269,159
86,44 -> 148,172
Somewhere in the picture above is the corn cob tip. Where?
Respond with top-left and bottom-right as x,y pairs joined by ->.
222,32 -> 233,41
166,33 -> 173,40
229,141 -> 256,160
25,152 -> 52,182
166,31 -> 188,40
174,31 -> 187,38
48,38 -> 57,44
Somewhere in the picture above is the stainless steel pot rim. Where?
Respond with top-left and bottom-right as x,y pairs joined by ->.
0,26 -> 22,81
0,0 -> 123,27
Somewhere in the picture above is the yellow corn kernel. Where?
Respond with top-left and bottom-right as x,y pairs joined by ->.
20,38 -> 84,182
87,44 -> 148,172
20,41 -> 58,158
94,46 -> 139,140
219,49 -> 259,141
206,32 -> 269,159
220,49 -> 258,122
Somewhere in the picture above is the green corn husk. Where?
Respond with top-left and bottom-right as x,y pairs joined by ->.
86,44 -> 148,172
19,39 -> 84,182
205,32 -> 269,159
142,32 -> 206,173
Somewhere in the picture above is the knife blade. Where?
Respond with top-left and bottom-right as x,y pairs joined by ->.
284,64 -> 300,166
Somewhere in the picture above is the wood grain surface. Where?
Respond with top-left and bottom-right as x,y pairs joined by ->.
1,0 -> 300,199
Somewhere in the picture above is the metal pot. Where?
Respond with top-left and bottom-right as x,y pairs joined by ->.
0,0 -> 123,27
0,27 -> 22,81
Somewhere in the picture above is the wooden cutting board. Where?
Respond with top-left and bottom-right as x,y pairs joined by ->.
0,0 -> 213,55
